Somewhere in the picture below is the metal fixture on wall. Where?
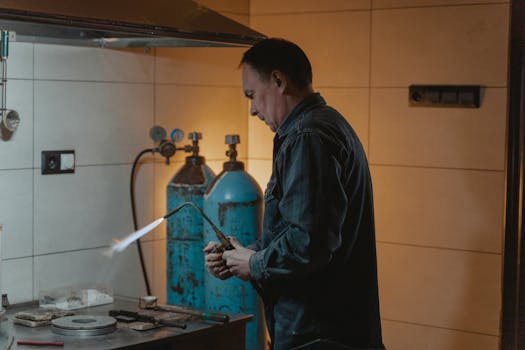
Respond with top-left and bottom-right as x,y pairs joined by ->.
409,85 -> 483,108
0,29 -> 19,139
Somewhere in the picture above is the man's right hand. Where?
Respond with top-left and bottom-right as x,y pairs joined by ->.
204,241 -> 233,280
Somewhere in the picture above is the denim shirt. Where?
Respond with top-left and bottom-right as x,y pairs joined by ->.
248,93 -> 383,350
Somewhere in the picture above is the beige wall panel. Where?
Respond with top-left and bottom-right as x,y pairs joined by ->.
372,165 -> 504,253
196,0 -> 249,14
251,0 -> 371,14
371,4 -> 509,87
156,48 -> 245,85
247,159 -> 273,192
369,88 -> 506,170
156,85 -> 247,160
220,14 -> 250,26
382,320 -> 499,350
374,0 -> 508,9
318,87 -> 370,154
251,12 -> 370,87
196,0 -> 250,25
378,243 -> 501,334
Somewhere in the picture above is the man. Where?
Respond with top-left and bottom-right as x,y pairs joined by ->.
204,38 -> 384,350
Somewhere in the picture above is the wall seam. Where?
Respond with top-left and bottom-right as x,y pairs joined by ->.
31,42 -> 35,301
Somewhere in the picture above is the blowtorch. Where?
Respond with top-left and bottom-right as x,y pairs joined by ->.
108,201 -> 233,255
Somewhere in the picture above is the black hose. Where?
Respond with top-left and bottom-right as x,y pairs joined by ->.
130,148 -> 156,296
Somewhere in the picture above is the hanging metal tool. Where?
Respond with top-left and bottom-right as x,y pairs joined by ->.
0,30 -> 19,135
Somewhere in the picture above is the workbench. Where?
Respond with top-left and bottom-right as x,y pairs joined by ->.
0,298 -> 252,350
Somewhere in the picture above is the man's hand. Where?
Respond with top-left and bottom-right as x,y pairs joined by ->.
221,237 -> 255,281
204,241 -> 232,280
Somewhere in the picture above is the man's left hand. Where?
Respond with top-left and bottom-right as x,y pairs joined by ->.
222,237 -> 255,281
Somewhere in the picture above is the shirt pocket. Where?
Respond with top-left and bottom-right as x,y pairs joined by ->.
263,178 -> 284,236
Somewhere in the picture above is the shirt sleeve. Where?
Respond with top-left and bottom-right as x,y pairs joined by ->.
249,132 -> 349,283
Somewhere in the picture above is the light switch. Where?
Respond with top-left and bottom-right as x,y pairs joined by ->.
41,150 -> 75,174
60,153 -> 75,171
409,85 -> 481,108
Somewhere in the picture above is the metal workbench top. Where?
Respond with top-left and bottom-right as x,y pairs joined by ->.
0,298 -> 252,350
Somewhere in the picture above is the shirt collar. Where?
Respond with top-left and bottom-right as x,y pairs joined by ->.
276,92 -> 325,138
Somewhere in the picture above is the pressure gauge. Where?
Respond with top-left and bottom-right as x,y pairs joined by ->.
170,128 -> 185,143
149,125 -> 167,142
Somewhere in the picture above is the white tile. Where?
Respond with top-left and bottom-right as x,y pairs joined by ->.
251,0 -> 371,14
155,85 -> 248,161
7,42 -> 33,80
371,4 -> 509,87
153,158 -> 182,241
373,0 -> 508,9
34,164 -> 154,255
382,320 -> 499,350
141,239 -> 167,303
378,243 -> 501,335
369,88 -> 506,170
0,170 -> 32,259
2,257 -> 33,303
34,81 -> 154,166
35,44 -> 154,82
372,166 -> 504,253
0,79 -> 33,169
156,47 -> 245,86
252,11 -> 370,88
34,247 -> 146,301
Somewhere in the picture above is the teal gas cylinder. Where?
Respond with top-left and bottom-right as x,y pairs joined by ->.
203,135 -> 264,350
167,132 -> 215,309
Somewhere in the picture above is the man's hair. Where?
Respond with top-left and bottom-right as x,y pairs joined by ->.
241,38 -> 312,90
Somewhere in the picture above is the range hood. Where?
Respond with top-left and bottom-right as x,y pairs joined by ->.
0,0 -> 266,48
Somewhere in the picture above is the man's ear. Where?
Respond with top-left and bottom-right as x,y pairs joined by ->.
271,71 -> 285,91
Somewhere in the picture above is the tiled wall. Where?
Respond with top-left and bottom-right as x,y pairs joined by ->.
0,43 -> 156,303
249,1 -> 508,349
0,3 -> 250,305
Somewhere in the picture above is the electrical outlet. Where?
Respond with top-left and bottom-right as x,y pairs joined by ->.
41,150 -> 75,175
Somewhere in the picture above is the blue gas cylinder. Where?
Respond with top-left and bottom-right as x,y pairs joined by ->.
167,132 -> 215,309
203,135 -> 264,350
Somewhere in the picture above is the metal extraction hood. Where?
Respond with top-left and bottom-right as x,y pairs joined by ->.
0,0 -> 266,48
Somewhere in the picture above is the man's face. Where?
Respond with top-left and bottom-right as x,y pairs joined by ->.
242,63 -> 284,132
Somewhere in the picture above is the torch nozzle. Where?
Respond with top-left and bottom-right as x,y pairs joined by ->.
164,202 -> 234,250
